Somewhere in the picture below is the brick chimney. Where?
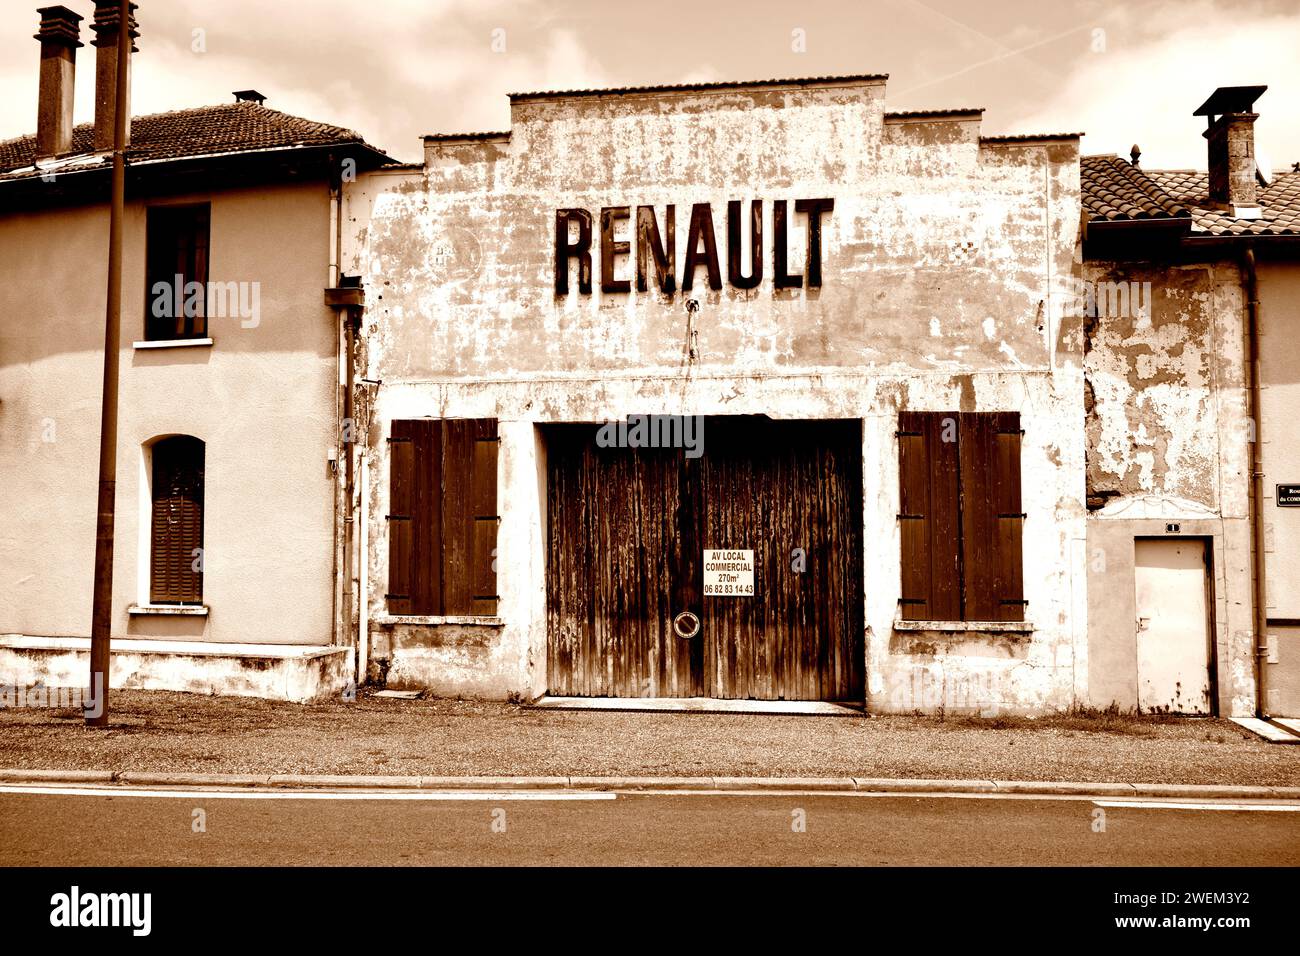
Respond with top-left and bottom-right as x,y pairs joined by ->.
34,6 -> 83,160
90,0 -> 139,153
1194,85 -> 1267,218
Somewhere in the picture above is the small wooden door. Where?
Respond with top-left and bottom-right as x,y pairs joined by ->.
1134,538 -> 1214,714
545,418 -> 864,701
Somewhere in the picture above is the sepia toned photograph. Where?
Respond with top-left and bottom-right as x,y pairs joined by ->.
0,0 -> 1296,938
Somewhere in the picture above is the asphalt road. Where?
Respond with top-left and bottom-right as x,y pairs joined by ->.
1,787 -> 1298,866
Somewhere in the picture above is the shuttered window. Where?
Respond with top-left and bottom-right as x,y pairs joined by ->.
150,436 -> 205,605
145,204 -> 210,341
386,419 -> 499,616
898,411 -> 1024,622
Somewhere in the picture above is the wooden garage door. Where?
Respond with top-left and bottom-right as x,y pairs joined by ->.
545,418 -> 863,701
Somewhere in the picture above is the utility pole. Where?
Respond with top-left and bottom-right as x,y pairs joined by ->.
87,0 -> 131,727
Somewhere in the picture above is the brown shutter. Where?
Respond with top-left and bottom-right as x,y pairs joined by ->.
470,422 -> 500,616
438,419 -> 499,616
958,413 -> 996,620
992,413 -> 1025,621
898,412 -> 961,621
958,412 -> 1024,621
386,422 -> 416,614
390,418 -> 498,616
412,419 -> 443,614
150,436 -> 204,605
440,420 -> 475,614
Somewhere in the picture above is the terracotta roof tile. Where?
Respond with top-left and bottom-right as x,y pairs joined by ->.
0,102 -> 384,181
1080,154 -> 1190,222
1145,168 -> 1300,236
1083,156 -> 1300,236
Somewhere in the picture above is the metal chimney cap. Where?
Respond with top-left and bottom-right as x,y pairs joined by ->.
1193,85 -> 1267,117
233,90 -> 267,105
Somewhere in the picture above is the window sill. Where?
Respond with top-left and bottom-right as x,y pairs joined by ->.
378,614 -> 504,627
128,604 -> 209,617
893,620 -> 1033,634
132,337 -> 213,350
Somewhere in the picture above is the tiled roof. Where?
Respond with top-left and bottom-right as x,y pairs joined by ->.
0,102 -> 385,180
1080,154 -> 1190,222
1146,168 -> 1300,236
509,73 -> 888,100
1082,154 -> 1300,236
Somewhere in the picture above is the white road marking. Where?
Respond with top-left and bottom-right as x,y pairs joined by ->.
1093,800 -> 1300,812
0,785 -> 615,801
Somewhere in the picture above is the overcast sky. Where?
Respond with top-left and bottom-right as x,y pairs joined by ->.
2,0 -> 1297,170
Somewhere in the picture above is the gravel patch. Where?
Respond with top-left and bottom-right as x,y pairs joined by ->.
0,690 -> 1296,786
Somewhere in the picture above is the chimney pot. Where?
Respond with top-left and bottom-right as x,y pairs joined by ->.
90,0 -> 140,153
34,5 -> 84,160
1194,85 -> 1267,215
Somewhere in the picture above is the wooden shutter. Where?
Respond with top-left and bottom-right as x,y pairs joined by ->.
470,423 -> 500,615
898,412 -> 961,621
440,419 -> 498,616
150,436 -> 204,604
991,413 -> 1025,621
412,419 -> 443,614
387,418 -> 497,616
958,412 -> 1024,621
386,422 -> 415,614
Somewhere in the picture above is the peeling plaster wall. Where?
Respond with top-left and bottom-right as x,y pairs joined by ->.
1082,259 -> 1254,714
342,79 -> 1088,712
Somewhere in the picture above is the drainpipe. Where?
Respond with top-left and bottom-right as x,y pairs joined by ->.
1242,245 -> 1269,718
325,283 -> 365,681
343,306 -> 357,676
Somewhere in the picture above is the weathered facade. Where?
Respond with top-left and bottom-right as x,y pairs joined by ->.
341,74 -> 1095,713
2,7 -> 1290,720
1080,85 -> 1300,717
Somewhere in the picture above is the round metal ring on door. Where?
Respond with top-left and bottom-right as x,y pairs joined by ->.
672,610 -> 701,640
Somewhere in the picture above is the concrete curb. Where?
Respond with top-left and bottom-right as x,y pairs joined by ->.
1,768 -> 1298,799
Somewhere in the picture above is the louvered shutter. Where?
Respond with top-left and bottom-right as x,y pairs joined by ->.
150,436 -> 204,604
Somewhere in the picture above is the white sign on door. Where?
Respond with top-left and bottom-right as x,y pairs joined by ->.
703,549 -> 754,596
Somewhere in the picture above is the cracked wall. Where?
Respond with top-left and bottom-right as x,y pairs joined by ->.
342,78 -> 1089,713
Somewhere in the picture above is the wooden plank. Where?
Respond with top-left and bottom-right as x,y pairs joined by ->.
927,413 -> 963,621
959,413 -> 998,620
440,420 -> 474,614
897,412 -> 932,621
414,420 -> 443,615
386,424 -> 414,614
471,422 -> 499,616
993,413 -> 1024,622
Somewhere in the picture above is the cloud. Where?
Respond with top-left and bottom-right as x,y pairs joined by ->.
1009,0 -> 1300,169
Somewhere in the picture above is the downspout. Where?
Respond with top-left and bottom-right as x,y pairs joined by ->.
1242,245 -> 1269,717
327,163 -> 341,652
343,305 -> 357,679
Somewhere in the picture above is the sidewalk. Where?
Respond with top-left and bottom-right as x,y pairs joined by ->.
5,691 -> 1294,790
2,689 -> 1298,787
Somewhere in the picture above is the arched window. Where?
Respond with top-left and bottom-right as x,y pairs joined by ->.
150,436 -> 205,604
